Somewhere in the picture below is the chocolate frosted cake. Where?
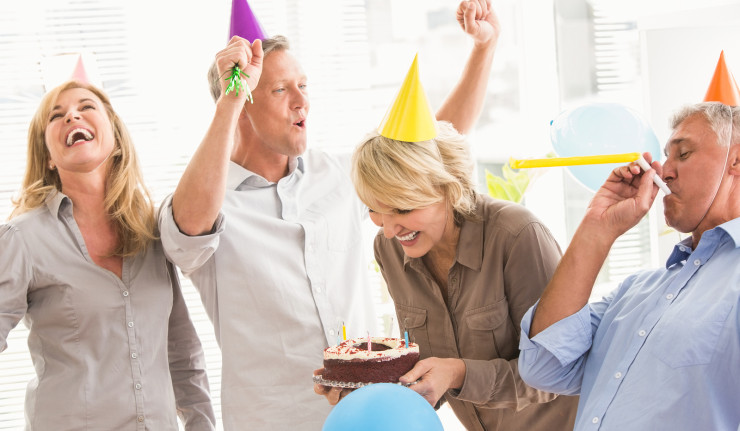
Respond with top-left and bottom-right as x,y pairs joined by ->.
322,337 -> 420,384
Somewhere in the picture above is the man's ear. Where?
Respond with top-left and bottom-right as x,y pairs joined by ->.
728,145 -> 740,176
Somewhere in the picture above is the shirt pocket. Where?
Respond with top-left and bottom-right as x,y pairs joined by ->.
462,297 -> 515,360
395,304 -> 431,354
652,302 -> 733,368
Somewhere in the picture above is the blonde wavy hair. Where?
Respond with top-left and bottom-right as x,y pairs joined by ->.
11,80 -> 156,257
351,121 -> 478,225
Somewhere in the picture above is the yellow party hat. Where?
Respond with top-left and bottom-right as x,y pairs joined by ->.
704,51 -> 740,106
378,54 -> 437,142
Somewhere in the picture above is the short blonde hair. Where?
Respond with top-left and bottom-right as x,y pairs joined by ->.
351,121 -> 477,224
11,80 -> 156,257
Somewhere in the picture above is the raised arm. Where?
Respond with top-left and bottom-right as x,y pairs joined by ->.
171,37 -> 263,236
529,155 -> 661,337
435,0 -> 500,134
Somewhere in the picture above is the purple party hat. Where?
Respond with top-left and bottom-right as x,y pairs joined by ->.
229,0 -> 268,42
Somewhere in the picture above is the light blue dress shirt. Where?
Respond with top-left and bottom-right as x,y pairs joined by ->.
519,217 -> 740,431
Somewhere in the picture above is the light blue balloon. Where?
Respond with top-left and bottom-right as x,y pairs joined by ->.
322,383 -> 443,431
550,103 -> 661,192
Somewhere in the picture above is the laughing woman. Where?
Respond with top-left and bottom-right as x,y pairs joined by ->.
0,81 -> 216,430
349,121 -> 578,430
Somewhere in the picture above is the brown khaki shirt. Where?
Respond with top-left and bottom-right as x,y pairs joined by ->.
375,195 -> 578,430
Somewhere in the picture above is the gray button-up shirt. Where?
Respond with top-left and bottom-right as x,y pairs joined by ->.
375,195 -> 578,430
0,191 -> 215,430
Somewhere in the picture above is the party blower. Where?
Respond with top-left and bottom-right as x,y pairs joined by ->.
510,152 -> 671,195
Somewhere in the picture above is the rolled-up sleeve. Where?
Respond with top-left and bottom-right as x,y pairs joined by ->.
166,261 -> 216,430
158,195 -> 225,275
0,225 -> 31,353
518,303 -> 593,395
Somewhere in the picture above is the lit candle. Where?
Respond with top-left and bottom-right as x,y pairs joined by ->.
367,331 -> 372,353
342,322 -> 347,341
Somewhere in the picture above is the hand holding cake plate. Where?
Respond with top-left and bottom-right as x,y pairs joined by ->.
314,337 -> 420,406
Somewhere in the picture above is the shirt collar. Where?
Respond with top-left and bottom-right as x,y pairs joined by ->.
717,216 -> 740,248
44,189 -> 70,219
227,156 -> 305,190
665,216 -> 740,268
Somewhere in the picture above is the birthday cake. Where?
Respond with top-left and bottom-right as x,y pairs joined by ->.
322,337 -> 420,384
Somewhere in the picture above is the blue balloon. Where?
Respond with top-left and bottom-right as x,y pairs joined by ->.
322,383 -> 443,431
550,103 -> 661,192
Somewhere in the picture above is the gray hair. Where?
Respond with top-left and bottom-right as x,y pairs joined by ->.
207,35 -> 291,103
670,102 -> 734,147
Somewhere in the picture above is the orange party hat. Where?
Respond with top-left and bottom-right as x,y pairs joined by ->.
704,51 -> 740,106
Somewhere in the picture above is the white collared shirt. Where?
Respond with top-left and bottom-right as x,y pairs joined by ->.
160,148 -> 378,430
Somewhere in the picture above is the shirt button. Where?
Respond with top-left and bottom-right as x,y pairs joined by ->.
131,353 -> 138,359
135,383 -> 142,390
451,277 -> 458,283
137,416 -> 144,422
693,259 -> 701,266
666,293 -> 674,300
638,330 -> 646,337
128,322 -> 134,328
122,291 -> 129,297
614,372 -> 622,379
592,417 -> 599,424
329,329 -> 335,336
679,246 -> 686,252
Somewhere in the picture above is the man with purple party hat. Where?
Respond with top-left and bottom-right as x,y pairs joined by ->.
518,53 -> 740,430
160,1 -> 501,429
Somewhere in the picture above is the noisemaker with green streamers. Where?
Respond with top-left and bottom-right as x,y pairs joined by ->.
225,66 -> 253,103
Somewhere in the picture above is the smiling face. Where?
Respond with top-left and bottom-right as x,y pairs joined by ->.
242,49 -> 309,158
368,201 -> 457,258
662,113 -> 730,234
44,87 -> 115,176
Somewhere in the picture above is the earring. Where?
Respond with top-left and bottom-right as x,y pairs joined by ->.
48,161 -> 56,170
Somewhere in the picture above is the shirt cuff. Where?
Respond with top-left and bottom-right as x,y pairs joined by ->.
520,303 -> 593,367
451,358 -> 495,405
158,195 -> 225,274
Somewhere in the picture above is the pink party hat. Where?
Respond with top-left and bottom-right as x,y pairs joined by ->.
69,55 -> 90,84
229,0 -> 267,42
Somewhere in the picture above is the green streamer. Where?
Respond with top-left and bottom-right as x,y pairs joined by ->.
224,66 -> 253,103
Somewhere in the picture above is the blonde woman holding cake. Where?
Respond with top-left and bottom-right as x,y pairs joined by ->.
343,59 -> 579,430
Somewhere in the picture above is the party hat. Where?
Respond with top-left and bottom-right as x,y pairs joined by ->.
69,55 -> 90,84
229,0 -> 267,42
378,54 -> 437,142
703,51 -> 740,106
